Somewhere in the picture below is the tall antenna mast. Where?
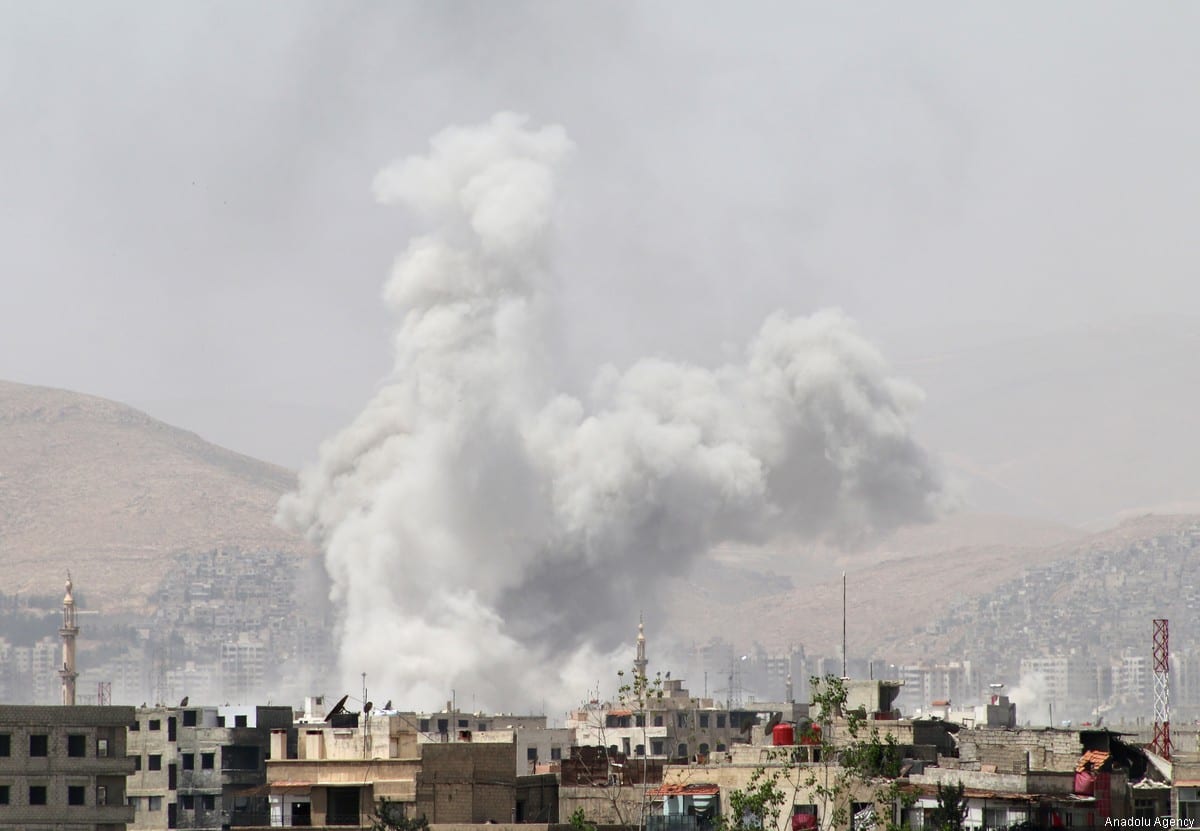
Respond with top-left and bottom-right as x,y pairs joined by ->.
1151,619 -> 1172,759
841,572 -> 847,679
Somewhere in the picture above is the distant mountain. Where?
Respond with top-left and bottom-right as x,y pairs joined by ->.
664,512 -> 1197,660
0,380 -> 312,612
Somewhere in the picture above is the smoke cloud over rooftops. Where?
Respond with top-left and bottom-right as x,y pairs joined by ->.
278,113 -> 943,710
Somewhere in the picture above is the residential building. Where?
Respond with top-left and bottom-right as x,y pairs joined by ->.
0,704 -> 136,831
265,708 -> 556,828
126,704 -> 293,831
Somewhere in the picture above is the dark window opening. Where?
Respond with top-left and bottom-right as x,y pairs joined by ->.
182,710 -> 197,727
326,787 -> 362,826
292,801 -> 312,826
235,715 -> 248,728
717,743 -> 727,752
0,785 -> 9,804
651,739 -> 664,755
653,715 -> 664,727
717,714 -> 726,728
699,743 -> 710,756
635,714 -> 645,727
129,721 -> 140,731
182,795 -> 195,810
29,785 -> 48,805
29,734 -> 48,756
550,747 -> 562,761
168,763 -> 177,790
0,734 -> 9,756
148,719 -> 161,731
168,802 -> 178,829
69,785 -> 86,805
168,717 -> 177,741
677,743 -> 688,758
458,719 -> 469,729
149,754 -> 162,771
223,745 -> 259,771
477,722 -> 488,731
182,753 -> 195,770
436,718 -> 448,733
201,752 -> 215,770
699,714 -> 710,728
527,747 -> 538,761
202,795 -> 215,811
68,734 -> 87,757
132,755 -> 142,771
217,716 -> 225,727
419,719 -> 430,732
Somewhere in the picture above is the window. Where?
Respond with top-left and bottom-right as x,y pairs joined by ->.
419,719 -> 430,732
149,754 -> 163,771
717,714 -> 726,728
458,719 -> 468,729
182,753 -> 195,770
0,785 -> 9,805
235,715 -> 248,728
201,752 -> 215,769
169,763 -> 177,790
651,739 -> 664,755
677,714 -> 687,728
527,747 -> 538,761
29,734 -> 48,756
202,795 -> 215,811
653,715 -> 664,727
217,716 -> 225,727
29,785 -> 48,805
699,714 -> 710,728
98,785 -> 108,806
130,721 -> 140,731
550,747 -> 562,761
149,796 -> 163,811
635,744 -> 645,756
436,719 -> 448,733
132,755 -> 142,771
477,722 -> 488,731
98,738 -> 110,757
635,714 -> 645,727
699,743 -> 710,756
68,734 -> 87,757
182,795 -> 195,810
677,743 -> 688,758
0,734 -> 10,756
149,719 -> 161,731
69,785 -> 86,805
717,743 -> 727,752
183,710 -> 197,727
168,717 -> 178,741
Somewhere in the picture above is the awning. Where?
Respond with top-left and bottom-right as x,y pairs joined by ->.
650,784 -> 721,797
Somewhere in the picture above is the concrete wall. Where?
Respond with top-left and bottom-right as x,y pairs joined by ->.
956,727 -> 1082,773
0,704 -> 136,830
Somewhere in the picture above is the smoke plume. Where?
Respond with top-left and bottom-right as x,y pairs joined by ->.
278,112 -> 943,711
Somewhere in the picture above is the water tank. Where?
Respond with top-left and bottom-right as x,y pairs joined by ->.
772,723 -> 795,746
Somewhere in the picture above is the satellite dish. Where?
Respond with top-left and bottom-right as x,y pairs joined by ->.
384,700 -> 392,710
179,696 -> 189,707
324,694 -> 350,722
363,701 -> 373,716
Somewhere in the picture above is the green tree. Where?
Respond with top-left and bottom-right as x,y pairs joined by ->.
370,798 -> 428,831
929,781 -> 967,831
718,675 -> 915,831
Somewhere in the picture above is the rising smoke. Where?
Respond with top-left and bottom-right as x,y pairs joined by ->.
278,112 -> 944,711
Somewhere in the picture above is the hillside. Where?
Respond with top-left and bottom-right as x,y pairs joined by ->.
0,380 -> 312,612
666,512 -> 1199,665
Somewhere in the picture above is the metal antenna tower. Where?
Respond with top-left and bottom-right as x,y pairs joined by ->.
1151,619 -> 1172,759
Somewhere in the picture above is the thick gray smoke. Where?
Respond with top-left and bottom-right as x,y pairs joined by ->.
279,113 -> 942,710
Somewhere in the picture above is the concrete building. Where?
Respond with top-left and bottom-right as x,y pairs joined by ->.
265,709 -> 555,828
126,704 -> 293,831
0,704 -> 136,831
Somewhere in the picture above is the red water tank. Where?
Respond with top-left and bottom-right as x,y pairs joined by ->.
772,723 -> 795,746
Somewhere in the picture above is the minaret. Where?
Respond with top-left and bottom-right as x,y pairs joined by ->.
634,615 -> 648,685
59,574 -> 79,706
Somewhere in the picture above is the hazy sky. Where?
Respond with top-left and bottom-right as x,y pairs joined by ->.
3,2 -> 1199,528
